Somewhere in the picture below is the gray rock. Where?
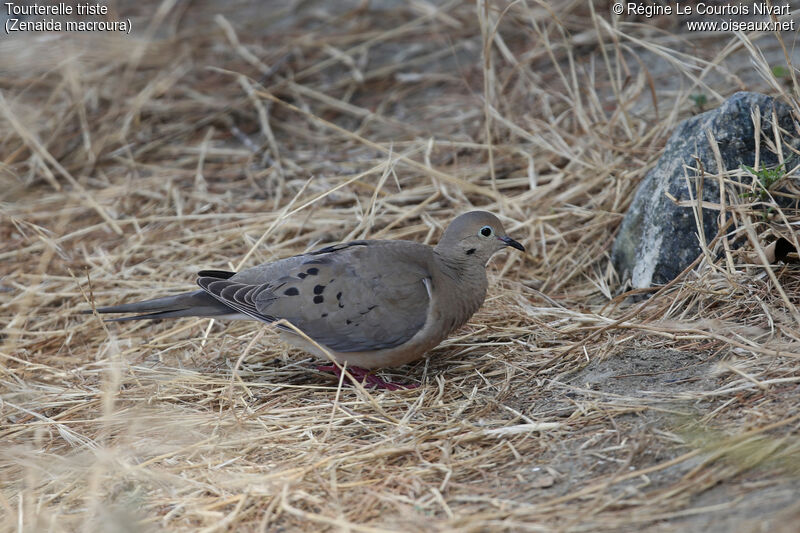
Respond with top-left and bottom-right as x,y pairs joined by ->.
612,91 -> 798,289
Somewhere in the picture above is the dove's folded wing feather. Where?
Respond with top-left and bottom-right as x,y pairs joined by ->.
198,241 -> 432,352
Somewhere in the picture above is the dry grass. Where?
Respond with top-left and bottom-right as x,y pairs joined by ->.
2,1 -> 800,531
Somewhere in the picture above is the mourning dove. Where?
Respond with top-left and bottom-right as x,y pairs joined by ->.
87,211 -> 524,377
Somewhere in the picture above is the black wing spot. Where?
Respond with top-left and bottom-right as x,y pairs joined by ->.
284,287 -> 299,296
313,295 -> 324,304
310,241 -> 369,255
336,291 -> 342,300
298,273 -> 307,279
465,248 -> 476,255
322,313 -> 328,318
313,284 -> 325,294
197,270 -> 236,279
360,305 -> 377,315
309,244 -> 340,255
306,268 -> 319,276
346,319 -> 352,325
338,303 -> 344,308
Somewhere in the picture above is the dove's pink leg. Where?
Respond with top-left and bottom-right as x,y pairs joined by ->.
316,365 -> 418,391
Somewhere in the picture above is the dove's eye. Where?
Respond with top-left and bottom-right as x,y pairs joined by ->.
479,226 -> 493,237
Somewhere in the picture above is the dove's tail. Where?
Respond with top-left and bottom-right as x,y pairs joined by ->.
82,290 -> 242,322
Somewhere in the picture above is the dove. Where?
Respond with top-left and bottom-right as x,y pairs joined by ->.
85,211 -> 524,388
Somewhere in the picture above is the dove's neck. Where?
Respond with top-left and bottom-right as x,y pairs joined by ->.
431,252 -> 488,332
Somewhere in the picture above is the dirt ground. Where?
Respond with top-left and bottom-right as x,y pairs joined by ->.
2,1 -> 800,531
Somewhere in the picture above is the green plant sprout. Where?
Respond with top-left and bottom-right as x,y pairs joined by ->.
772,65 -> 789,79
690,93 -> 707,111
740,162 -> 786,202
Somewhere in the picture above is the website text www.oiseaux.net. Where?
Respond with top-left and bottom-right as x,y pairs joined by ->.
613,2 -> 795,32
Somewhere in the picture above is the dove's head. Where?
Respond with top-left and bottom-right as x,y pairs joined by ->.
436,211 -> 525,265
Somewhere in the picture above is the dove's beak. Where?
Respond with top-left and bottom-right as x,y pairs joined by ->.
499,236 -> 525,252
